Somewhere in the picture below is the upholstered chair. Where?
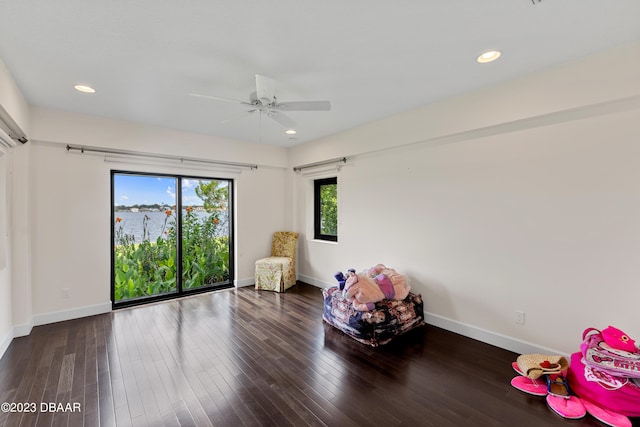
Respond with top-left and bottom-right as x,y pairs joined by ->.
255,231 -> 299,292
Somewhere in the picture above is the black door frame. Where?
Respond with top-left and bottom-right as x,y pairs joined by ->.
110,170 -> 234,309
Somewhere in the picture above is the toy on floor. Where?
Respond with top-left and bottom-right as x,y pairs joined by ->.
510,356 -> 632,425
322,284 -> 425,347
334,264 -> 410,311
334,268 -> 355,291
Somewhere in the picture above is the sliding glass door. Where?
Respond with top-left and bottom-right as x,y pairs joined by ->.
112,171 -> 233,307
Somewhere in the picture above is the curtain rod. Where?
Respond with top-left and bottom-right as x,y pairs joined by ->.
66,144 -> 258,170
293,156 -> 347,172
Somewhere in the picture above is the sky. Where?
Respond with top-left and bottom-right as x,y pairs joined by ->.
113,174 -> 213,206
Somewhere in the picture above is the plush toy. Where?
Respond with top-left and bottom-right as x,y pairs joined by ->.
337,264 -> 411,311
334,268 -> 355,291
334,272 -> 346,290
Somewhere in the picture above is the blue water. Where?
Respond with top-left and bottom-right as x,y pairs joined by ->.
114,211 -> 228,243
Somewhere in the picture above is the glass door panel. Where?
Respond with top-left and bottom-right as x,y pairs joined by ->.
181,178 -> 231,291
113,173 -> 178,303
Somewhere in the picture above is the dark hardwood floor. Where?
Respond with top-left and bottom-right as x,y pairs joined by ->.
0,282 -> 636,427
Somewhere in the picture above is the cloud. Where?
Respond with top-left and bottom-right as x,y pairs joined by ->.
166,186 -> 175,200
120,195 -> 129,200
183,179 -> 198,189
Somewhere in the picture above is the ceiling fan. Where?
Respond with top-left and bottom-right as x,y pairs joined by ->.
189,74 -> 331,129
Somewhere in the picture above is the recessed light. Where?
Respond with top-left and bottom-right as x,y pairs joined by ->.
285,129 -> 296,135
74,84 -> 96,93
476,50 -> 501,64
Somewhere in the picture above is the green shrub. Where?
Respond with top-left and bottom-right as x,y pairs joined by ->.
114,208 -> 229,301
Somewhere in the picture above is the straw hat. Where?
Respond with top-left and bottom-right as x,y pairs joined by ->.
516,353 -> 569,379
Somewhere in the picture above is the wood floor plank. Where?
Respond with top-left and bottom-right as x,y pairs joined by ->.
2,282 -> 637,427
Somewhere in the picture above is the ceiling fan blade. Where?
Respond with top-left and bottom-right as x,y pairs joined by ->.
188,92 -> 250,105
274,100 -> 331,111
255,74 -> 276,105
266,110 -> 296,128
219,109 -> 256,125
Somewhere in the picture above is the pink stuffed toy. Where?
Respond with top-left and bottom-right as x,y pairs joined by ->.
342,264 -> 410,311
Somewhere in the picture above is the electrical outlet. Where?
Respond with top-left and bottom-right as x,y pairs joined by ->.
62,288 -> 71,299
515,310 -> 525,325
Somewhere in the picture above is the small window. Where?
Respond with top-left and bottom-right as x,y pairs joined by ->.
314,177 -> 337,241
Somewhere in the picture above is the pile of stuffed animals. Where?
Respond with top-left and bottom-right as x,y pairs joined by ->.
334,264 -> 411,311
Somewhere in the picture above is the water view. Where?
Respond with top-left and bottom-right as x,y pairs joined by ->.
112,173 -> 233,303
114,210 -> 227,243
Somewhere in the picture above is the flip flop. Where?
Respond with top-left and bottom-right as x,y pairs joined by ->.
510,375 -> 547,396
546,395 -> 586,419
582,399 -> 631,427
512,361 -> 525,376
546,374 -> 571,398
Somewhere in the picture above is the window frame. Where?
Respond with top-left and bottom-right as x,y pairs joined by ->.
110,170 -> 234,309
313,176 -> 338,242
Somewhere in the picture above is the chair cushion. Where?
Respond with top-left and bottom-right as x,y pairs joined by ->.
255,257 -> 294,292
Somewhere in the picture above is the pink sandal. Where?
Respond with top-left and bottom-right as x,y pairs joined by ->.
582,399 -> 631,427
510,376 -> 547,396
546,395 -> 586,419
511,361 -> 525,376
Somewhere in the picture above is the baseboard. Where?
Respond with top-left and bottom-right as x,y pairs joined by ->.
424,312 -> 567,356
3,281 -> 564,361
32,302 -> 112,328
237,275 -> 333,289
298,274 -> 333,289
235,277 -> 254,288
13,319 -> 34,338
0,328 -> 13,360
299,273 -> 564,356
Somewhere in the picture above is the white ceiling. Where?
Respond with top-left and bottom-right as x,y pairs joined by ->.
1,1 -> 639,147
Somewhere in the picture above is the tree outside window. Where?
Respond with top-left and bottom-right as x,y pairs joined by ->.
314,177 -> 337,241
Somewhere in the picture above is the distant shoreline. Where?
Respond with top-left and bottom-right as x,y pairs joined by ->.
113,210 -> 226,244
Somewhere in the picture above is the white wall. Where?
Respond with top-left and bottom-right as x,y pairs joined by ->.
0,56 -> 30,357
9,144 -> 32,337
290,42 -> 640,355
2,42 -> 639,360
4,108 -> 290,333
0,149 -> 13,357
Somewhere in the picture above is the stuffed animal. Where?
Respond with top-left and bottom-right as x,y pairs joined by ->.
336,264 -> 410,311
334,272 -> 346,290
334,268 -> 355,291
